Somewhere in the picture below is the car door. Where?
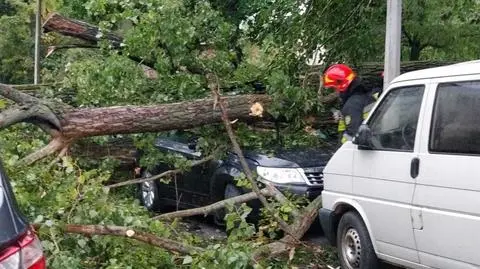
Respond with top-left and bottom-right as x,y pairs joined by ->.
413,77 -> 480,269
154,135 -> 209,208
352,83 -> 427,263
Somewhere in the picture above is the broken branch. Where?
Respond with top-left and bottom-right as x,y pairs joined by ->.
43,13 -> 123,48
20,136 -> 71,165
253,195 -> 323,260
206,73 -> 295,236
33,224 -> 203,255
106,155 -> 215,189
154,188 -> 272,220
0,83 -> 40,104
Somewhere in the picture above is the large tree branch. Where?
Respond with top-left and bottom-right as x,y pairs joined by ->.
10,83 -> 59,90
206,73 -> 296,236
43,13 -> 158,69
0,83 -> 40,104
43,13 -> 123,48
0,105 -> 59,130
20,136 -> 71,165
33,224 -> 203,255
0,84 -> 62,129
154,188 -> 272,220
253,195 -> 323,260
46,44 -> 100,58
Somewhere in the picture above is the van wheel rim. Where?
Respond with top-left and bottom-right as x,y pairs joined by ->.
141,181 -> 155,208
342,228 -> 362,269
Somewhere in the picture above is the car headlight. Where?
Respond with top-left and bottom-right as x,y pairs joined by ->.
256,166 -> 306,184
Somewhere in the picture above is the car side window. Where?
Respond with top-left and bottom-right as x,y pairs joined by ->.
367,85 -> 425,152
430,80 -> 480,154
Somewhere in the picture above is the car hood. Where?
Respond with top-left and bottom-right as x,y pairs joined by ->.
245,148 -> 333,168
0,165 -> 28,247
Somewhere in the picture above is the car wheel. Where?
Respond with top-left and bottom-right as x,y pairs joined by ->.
337,211 -> 379,269
138,171 -> 162,211
214,183 -> 242,226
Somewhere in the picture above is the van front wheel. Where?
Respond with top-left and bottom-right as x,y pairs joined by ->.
337,211 -> 379,269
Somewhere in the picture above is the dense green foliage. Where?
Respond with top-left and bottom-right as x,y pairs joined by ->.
1,0 -> 480,268
0,0 -> 34,83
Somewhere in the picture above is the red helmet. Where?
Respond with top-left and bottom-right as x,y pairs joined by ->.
323,64 -> 356,92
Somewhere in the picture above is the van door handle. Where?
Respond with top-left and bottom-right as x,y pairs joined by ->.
411,158 -> 420,179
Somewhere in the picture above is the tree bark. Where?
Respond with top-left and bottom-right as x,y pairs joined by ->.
0,83 -> 271,164
59,94 -> 270,139
409,41 -> 422,61
43,13 -> 123,48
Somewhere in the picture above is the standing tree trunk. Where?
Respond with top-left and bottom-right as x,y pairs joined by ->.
409,40 -> 422,61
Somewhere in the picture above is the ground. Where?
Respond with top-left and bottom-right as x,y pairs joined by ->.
179,216 -> 403,268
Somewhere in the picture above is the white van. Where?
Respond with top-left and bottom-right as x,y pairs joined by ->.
319,60 -> 480,269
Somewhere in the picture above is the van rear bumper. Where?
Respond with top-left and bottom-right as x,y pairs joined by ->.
319,208 -> 337,246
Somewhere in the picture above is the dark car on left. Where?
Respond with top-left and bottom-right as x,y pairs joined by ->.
134,131 -> 333,224
0,161 -> 46,268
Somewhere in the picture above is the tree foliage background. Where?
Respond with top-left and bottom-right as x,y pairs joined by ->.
1,0 -> 480,268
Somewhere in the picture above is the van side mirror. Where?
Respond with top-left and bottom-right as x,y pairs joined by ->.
353,124 -> 373,150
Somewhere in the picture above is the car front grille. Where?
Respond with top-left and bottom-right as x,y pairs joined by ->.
303,167 -> 324,186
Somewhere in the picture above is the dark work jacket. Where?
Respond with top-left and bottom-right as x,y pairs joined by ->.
339,78 -> 378,140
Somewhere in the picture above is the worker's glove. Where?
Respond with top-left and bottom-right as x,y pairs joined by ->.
331,109 -> 342,122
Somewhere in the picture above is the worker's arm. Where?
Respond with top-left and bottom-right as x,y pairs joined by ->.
341,96 -> 365,138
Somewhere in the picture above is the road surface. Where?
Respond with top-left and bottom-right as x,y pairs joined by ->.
180,216 -> 402,268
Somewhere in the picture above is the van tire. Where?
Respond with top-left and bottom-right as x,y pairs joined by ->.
337,211 -> 379,269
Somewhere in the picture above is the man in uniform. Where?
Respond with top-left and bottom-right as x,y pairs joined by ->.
323,64 -> 381,144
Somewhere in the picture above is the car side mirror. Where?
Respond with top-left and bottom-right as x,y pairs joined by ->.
353,124 -> 373,150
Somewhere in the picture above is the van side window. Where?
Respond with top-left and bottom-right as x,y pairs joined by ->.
368,86 -> 425,152
430,81 -> 480,154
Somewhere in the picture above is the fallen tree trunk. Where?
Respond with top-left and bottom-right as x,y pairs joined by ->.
0,83 -> 270,164
60,95 -> 270,139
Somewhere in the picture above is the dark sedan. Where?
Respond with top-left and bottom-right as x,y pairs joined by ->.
134,132 -> 333,224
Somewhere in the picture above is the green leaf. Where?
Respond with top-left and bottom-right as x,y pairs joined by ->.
88,210 -> 98,218
77,239 -> 87,249
33,215 -> 44,223
182,255 -> 193,265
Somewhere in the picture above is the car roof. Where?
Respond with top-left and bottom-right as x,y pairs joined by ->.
391,60 -> 480,83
